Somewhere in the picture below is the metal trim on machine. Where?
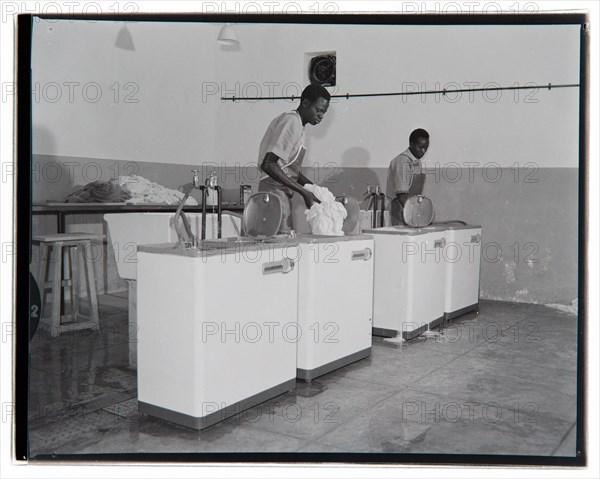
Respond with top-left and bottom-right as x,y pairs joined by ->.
296,348 -> 372,382
372,326 -> 398,338
444,302 -> 480,321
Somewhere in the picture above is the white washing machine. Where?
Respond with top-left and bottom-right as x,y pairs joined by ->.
443,224 -> 482,320
364,225 -> 447,340
295,234 -> 374,381
136,193 -> 299,430
136,242 -> 299,430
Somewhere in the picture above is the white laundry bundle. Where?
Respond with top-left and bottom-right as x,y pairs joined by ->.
304,184 -> 347,236
115,175 -> 198,205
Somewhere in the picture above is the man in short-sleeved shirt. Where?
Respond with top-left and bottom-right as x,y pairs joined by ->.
386,129 -> 430,226
257,110 -> 305,191
257,84 -> 330,233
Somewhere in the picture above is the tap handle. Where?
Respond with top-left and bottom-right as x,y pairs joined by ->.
207,171 -> 218,189
336,194 -> 348,205
191,169 -> 201,189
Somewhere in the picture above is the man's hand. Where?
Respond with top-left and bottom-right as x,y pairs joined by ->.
303,191 -> 321,209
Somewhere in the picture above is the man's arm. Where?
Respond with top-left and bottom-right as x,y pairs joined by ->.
296,171 -> 313,187
390,156 -> 412,205
261,153 -> 320,208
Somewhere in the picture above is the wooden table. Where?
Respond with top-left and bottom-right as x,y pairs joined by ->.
32,202 -> 244,233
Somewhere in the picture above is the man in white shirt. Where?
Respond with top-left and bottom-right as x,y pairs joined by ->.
386,128 -> 430,226
257,84 -> 330,233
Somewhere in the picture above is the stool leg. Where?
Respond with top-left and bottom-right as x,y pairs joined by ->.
81,241 -> 100,330
70,246 -> 80,321
35,243 -> 44,286
38,243 -> 49,322
49,242 -> 63,338
63,244 -> 71,310
62,242 -> 72,317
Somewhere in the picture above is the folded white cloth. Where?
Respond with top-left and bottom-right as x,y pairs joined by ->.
304,184 -> 347,236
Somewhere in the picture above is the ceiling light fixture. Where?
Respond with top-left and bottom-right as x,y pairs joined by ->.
217,24 -> 239,46
115,24 -> 135,51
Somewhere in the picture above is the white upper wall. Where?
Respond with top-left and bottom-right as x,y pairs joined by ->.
32,19 -> 218,165
32,20 -> 581,168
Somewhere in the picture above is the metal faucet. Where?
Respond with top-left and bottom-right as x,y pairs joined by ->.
337,194 -> 348,205
374,186 -> 381,228
365,185 -> 384,228
214,184 -> 223,238
365,185 -> 381,228
174,169 -> 208,248
377,186 -> 385,228
204,171 -> 223,239
192,169 -> 202,189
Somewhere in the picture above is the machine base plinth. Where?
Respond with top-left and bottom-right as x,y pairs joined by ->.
444,302 -> 480,321
372,316 -> 450,341
297,347 -> 371,382
372,326 -> 397,338
138,378 -> 297,430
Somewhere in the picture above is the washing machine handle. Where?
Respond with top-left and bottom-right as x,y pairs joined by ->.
262,258 -> 295,275
434,238 -> 446,248
352,247 -> 372,261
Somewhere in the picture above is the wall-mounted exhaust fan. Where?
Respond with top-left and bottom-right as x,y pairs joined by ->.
308,54 -> 336,87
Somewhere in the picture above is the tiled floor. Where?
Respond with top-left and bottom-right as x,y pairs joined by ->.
28,294 -> 579,459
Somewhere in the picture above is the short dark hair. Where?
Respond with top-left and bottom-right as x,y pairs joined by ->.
409,128 -> 429,144
300,84 -> 331,104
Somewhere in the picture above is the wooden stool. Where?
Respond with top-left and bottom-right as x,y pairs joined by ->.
32,233 -> 104,338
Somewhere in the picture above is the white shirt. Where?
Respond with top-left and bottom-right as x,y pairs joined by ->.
257,111 -> 305,183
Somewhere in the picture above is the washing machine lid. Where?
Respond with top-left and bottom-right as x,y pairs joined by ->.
403,195 -> 434,227
242,192 -> 283,240
335,194 -> 360,235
